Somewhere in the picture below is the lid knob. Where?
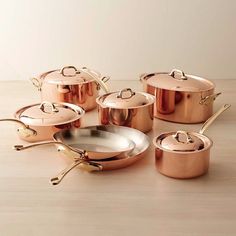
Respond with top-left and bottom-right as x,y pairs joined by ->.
117,88 -> 136,99
60,66 -> 78,77
169,69 -> 187,80
173,131 -> 193,144
39,101 -> 59,114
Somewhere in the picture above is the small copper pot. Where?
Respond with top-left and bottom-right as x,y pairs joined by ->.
31,66 -> 110,111
96,88 -> 155,132
153,104 -> 230,179
0,101 -> 85,142
140,69 -> 221,123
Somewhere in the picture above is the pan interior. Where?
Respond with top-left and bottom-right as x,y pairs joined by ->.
85,125 -> 150,157
53,128 -> 135,158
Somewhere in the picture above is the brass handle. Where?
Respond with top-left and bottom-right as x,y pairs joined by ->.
30,70 -> 56,91
169,69 -> 187,80
139,73 -> 156,83
117,88 -> 135,99
101,76 -> 110,83
30,77 -> 42,91
199,104 -> 231,134
39,101 -> 59,113
173,131 -> 193,143
60,66 -> 77,77
199,92 -> 222,105
50,160 -> 102,185
80,67 -> 109,93
0,119 -> 37,138
13,141 -> 87,159
50,160 -> 83,185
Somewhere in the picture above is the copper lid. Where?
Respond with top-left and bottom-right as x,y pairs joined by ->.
143,69 -> 214,92
96,88 -> 155,109
43,66 -> 99,85
154,131 -> 210,152
16,102 -> 84,126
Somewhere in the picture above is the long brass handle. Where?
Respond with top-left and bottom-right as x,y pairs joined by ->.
0,119 -> 37,138
80,67 -> 109,93
50,160 -> 83,185
13,141 -> 87,159
50,160 -> 103,185
199,104 -> 231,134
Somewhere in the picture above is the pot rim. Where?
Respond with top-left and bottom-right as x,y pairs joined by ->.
141,72 -> 215,93
153,131 -> 213,154
39,69 -> 98,85
14,102 -> 85,127
96,91 -> 156,109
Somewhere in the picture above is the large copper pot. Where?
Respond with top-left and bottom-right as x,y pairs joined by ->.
0,101 -> 84,142
96,88 -> 155,133
153,104 -> 230,179
140,69 -> 221,123
31,66 -> 110,111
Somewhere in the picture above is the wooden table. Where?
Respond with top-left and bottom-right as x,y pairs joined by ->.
0,79 -> 235,236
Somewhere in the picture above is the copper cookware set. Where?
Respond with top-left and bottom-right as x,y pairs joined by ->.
0,65 -> 230,184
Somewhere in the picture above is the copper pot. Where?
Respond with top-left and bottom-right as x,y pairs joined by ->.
96,88 -> 155,132
0,101 -> 84,142
140,69 -> 221,123
31,66 -> 110,111
153,104 -> 230,179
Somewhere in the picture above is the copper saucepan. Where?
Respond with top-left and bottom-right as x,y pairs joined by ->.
14,128 -> 135,185
153,104 -> 231,179
0,101 -> 85,142
96,88 -> 155,132
140,69 -> 221,123
31,66 -> 110,111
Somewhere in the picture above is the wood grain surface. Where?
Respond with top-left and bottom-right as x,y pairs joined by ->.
0,80 -> 235,236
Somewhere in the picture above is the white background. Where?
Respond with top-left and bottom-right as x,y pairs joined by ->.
0,0 -> 235,80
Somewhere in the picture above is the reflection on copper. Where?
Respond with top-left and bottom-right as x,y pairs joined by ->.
97,106 -> 153,133
145,84 -> 215,123
42,82 -> 99,111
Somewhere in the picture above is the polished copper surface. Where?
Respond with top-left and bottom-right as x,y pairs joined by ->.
153,104 -> 230,179
0,102 -> 85,142
32,66 -> 109,111
144,82 -> 219,123
141,69 -> 221,123
96,89 -> 155,132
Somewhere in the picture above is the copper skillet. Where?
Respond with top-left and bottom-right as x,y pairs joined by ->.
49,125 -> 150,185
14,128 -> 135,185
14,125 -> 150,185
153,104 -> 231,179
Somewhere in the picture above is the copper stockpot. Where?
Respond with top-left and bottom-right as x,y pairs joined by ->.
140,69 -> 221,123
153,104 -> 230,179
96,88 -> 155,132
0,101 -> 85,142
31,66 -> 110,111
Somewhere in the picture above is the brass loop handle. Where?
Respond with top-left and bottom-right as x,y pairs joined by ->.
78,162 -> 103,172
30,77 -> 42,91
50,160 -> 102,185
39,101 -> 59,113
50,160 -> 83,185
169,69 -> 187,80
173,131 -> 193,144
0,119 -> 37,138
199,92 -> 222,105
80,67 -> 109,93
101,76 -> 110,83
60,66 -> 77,77
199,104 -> 231,135
117,88 -> 135,99
13,141 -> 87,159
